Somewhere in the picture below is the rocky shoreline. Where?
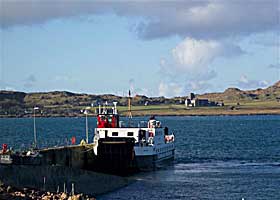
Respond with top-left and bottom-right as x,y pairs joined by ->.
0,181 -> 96,200
0,165 -> 131,199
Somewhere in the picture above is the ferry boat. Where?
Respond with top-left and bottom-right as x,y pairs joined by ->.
0,144 -> 13,165
92,101 -> 175,174
0,143 -> 42,166
0,154 -> 13,165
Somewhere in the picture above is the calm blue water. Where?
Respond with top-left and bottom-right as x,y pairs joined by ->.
1,115 -> 280,199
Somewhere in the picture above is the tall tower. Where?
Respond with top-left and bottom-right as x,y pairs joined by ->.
190,93 -> 195,100
128,90 -> 132,119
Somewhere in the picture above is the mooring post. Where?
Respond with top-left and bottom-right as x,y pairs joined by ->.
71,183 -> 75,196
43,176 -> 46,191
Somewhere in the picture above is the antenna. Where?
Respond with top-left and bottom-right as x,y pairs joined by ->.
102,102 -> 106,114
113,102 -> 118,114
105,101 -> 108,114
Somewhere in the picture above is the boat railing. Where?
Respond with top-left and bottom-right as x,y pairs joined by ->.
138,121 -> 148,128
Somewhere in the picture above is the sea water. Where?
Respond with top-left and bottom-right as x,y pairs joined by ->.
0,115 -> 279,199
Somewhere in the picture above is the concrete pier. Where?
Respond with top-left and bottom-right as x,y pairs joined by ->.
39,144 -> 97,170
0,144 -> 135,196
0,165 -> 130,196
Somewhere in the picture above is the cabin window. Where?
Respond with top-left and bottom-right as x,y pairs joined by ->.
112,132 -> 118,136
164,127 -> 168,135
139,130 -> 146,140
105,130 -> 108,137
127,132 -> 134,136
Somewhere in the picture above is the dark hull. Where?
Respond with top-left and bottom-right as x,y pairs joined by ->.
1,139 -> 174,176
90,137 -> 137,175
90,137 -> 175,175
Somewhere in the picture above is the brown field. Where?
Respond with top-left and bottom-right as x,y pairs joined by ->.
114,101 -> 280,116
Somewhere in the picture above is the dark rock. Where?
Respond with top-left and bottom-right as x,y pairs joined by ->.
0,187 -> 4,194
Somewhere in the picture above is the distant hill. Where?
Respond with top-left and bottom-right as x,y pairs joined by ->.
198,80 -> 280,102
0,80 -> 279,117
0,90 -> 182,116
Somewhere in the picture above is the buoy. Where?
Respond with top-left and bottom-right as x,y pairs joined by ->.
71,136 -> 76,145
2,144 -> 8,153
149,132 -> 154,137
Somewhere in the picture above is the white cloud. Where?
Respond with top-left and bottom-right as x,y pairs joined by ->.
0,80 -> 16,91
171,37 -> 244,73
135,1 -> 279,40
237,75 -> 269,89
239,75 -> 249,84
2,0 -> 278,96
158,80 -> 214,97
268,63 -> 280,69
134,88 -> 150,96
160,58 -> 166,67
188,81 -> 212,92
249,32 -> 279,47
1,1 -> 279,40
158,37 -> 245,97
160,37 -> 244,83
53,75 -> 76,82
172,38 -> 218,72
158,82 -> 184,97
23,74 -> 37,88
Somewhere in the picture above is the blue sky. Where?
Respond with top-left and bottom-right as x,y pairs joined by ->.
0,1 -> 279,97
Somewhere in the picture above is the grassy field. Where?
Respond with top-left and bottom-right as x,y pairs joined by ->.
87,100 -> 280,116
1,100 -> 279,118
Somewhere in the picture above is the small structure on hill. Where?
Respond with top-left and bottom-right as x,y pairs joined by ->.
185,93 -> 224,107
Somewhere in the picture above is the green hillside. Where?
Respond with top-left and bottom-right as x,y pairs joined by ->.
0,80 -> 279,117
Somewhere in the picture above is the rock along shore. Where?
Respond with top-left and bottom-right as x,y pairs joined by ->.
0,165 -> 131,198
0,181 -> 96,200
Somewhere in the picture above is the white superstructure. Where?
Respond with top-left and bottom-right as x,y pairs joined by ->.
93,103 -> 175,170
